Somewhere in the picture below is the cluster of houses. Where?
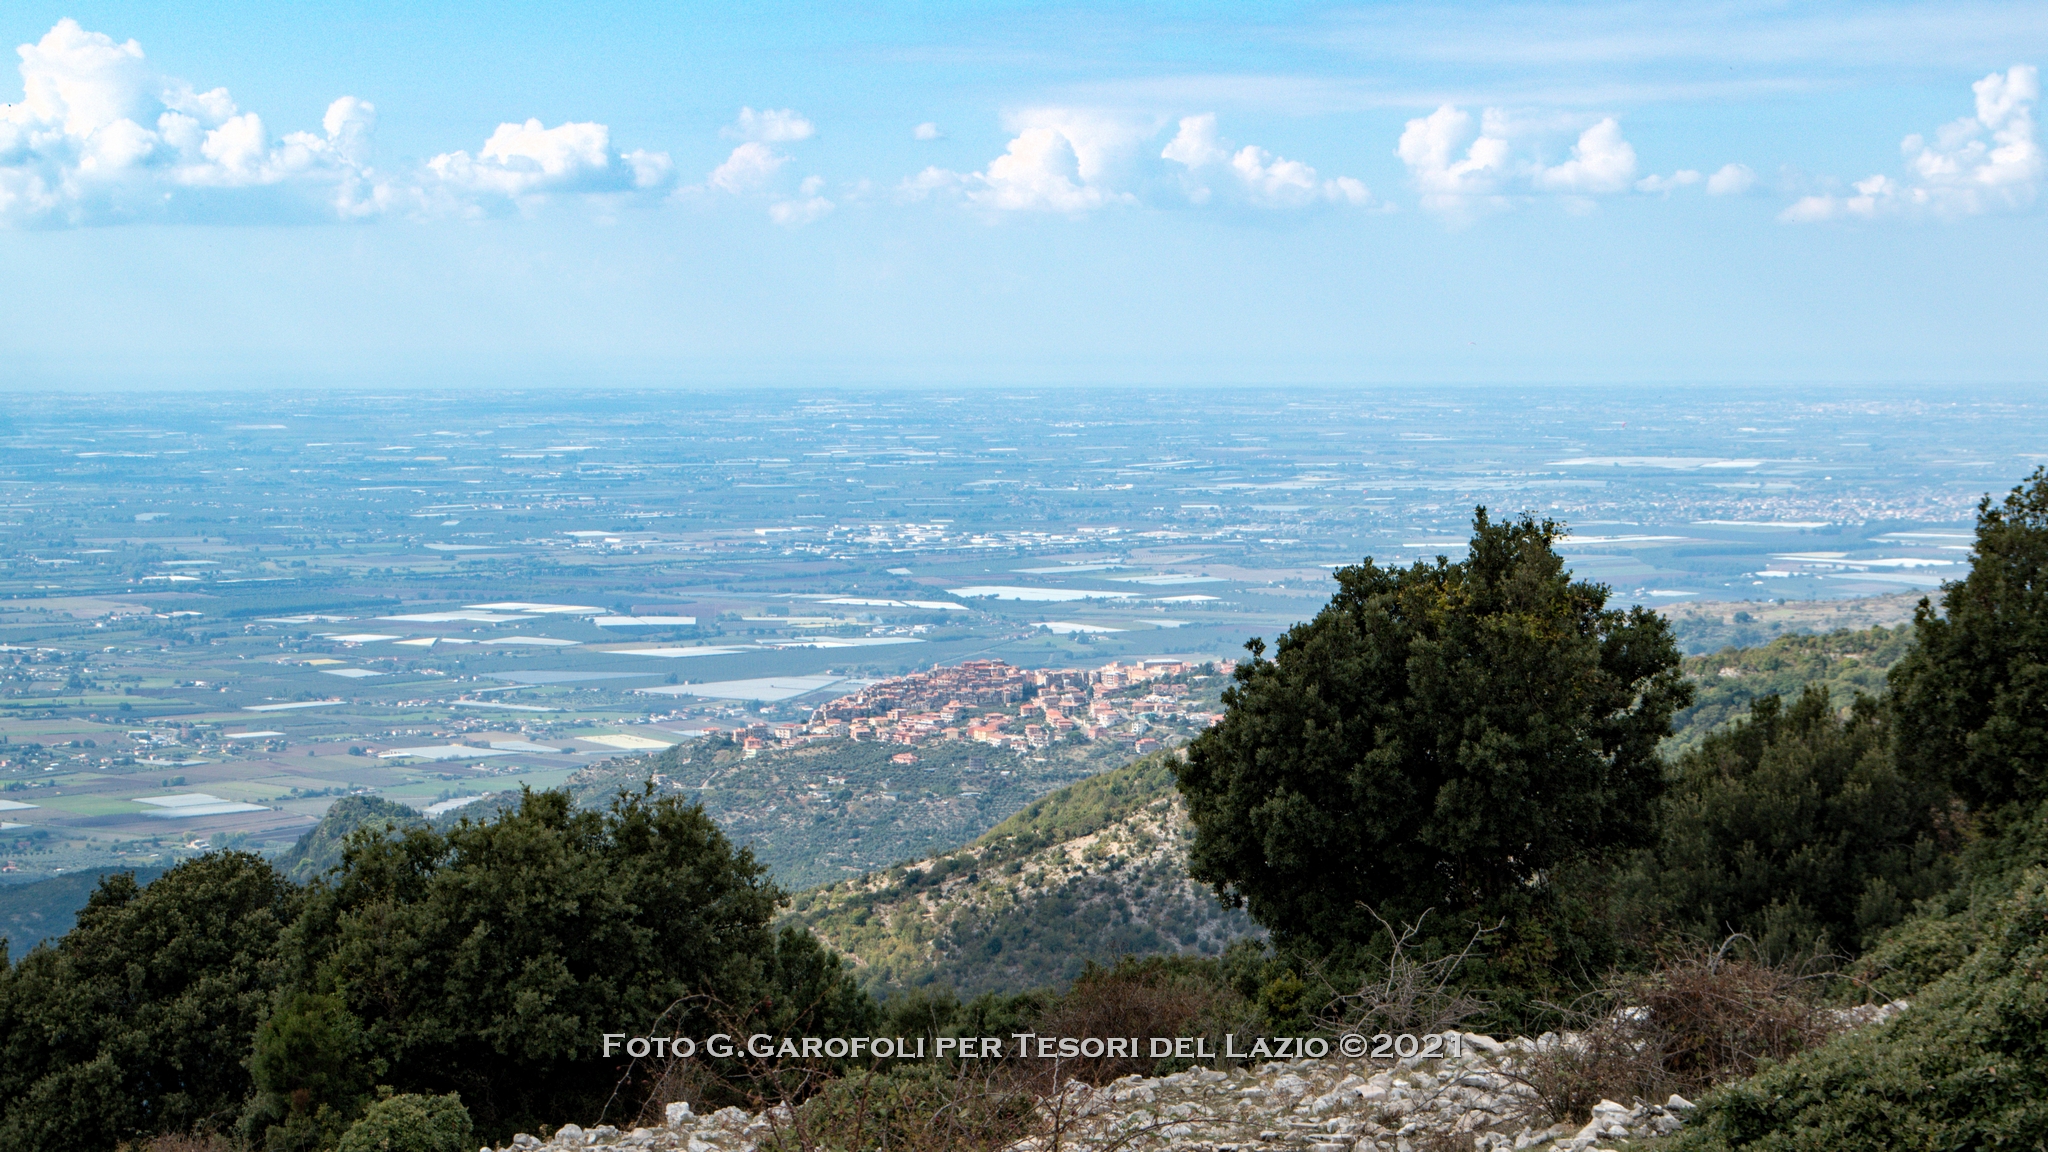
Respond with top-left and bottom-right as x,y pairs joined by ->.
731,657 -> 1229,757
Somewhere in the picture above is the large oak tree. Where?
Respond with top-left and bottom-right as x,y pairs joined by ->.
1175,510 -> 1692,960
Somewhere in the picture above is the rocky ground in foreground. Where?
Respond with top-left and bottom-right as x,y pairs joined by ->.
495,1032 -> 1698,1152
495,1002 -> 1906,1152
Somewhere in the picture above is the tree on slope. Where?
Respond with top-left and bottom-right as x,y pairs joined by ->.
1174,510 -> 1691,989
1892,466 -> 2048,813
0,854 -> 297,1152
261,787 -> 872,1144
1628,686 -> 1958,961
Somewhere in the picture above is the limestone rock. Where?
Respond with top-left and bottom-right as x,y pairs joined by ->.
485,1013 -> 1900,1152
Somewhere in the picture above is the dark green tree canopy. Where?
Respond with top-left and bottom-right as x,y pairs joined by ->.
1628,686 -> 1958,961
271,787 -> 871,1143
1174,510 -> 1692,953
0,853 -> 296,1152
1891,466 -> 2048,812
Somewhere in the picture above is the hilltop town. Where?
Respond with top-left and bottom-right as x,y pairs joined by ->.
753,657 -> 1230,756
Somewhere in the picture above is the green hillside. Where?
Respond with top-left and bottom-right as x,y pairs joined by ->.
0,868 -> 165,952
1669,623 -> 1915,752
785,753 -> 1258,995
272,795 -> 425,884
563,729 -> 1152,890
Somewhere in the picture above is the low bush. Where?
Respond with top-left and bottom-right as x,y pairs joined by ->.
1029,954 -> 1253,1083
1673,867 -> 2048,1150
1512,942 -> 1840,1126
333,1093 -> 472,1152
1317,908 -> 1492,1041
763,1064 -> 1036,1152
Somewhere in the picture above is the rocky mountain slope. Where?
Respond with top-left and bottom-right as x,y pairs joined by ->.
785,754 -> 1257,995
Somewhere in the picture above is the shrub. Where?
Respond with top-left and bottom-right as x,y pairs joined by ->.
1624,686 -> 1959,961
1891,466 -> 2048,813
274,788 -> 872,1144
239,991 -> 380,1150
1673,867 -> 2048,1151
1029,955 -> 1252,1083
334,1093 -> 473,1152
1512,943 -> 1840,1126
763,1064 -> 1036,1152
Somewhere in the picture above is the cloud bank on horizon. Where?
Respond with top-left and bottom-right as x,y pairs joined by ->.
0,19 -> 2039,229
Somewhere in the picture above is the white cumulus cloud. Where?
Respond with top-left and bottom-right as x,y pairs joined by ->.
433,120 -> 593,195
905,110 -> 1148,213
1783,65 -> 2040,222
1397,105 -> 1683,215
770,175 -> 834,226
425,118 -> 676,212
1162,114 -> 1374,208
1706,163 -> 1756,195
913,122 -> 941,141
0,19 -> 388,225
708,141 -> 788,194
1532,118 -> 1637,193
1396,105 -> 1514,216
974,126 -> 1121,211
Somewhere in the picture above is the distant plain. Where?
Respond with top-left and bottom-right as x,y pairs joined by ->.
0,385 -> 2032,886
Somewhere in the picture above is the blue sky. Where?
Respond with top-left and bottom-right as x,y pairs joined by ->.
2,2 -> 2044,387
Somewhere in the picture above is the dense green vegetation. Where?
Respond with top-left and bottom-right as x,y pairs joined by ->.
1622,685 -> 1958,960
1668,623 -> 1915,753
1890,469 -> 2048,813
333,1093 -> 474,1152
0,789 -> 872,1151
261,788 -> 872,1143
1175,510 -> 1692,1022
0,854 -> 297,1152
